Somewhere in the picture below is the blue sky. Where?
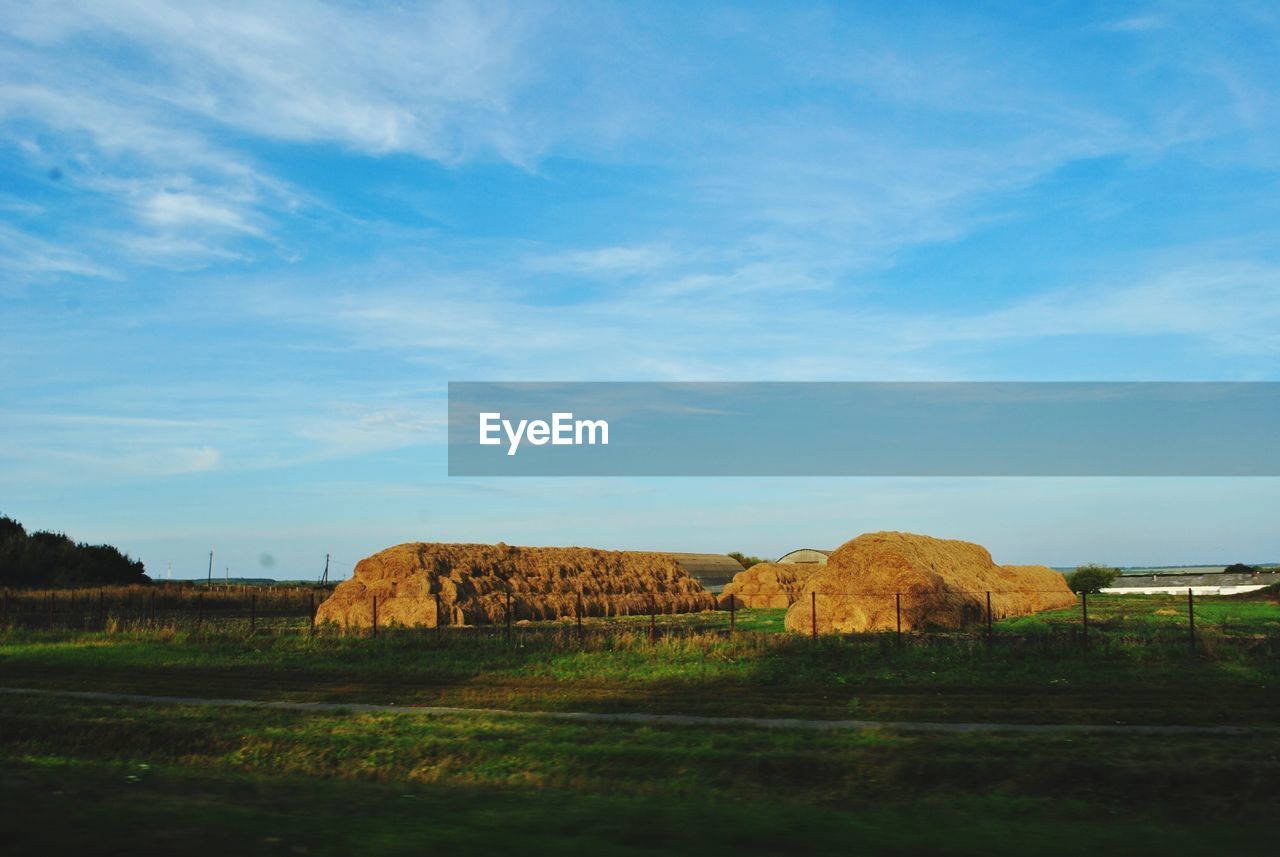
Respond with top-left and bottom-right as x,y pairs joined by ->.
2,1 -> 1279,578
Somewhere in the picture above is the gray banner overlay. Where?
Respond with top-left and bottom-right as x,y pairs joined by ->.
448,382 -> 1280,476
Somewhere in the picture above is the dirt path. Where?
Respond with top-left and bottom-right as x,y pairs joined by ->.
1,686 -> 1266,735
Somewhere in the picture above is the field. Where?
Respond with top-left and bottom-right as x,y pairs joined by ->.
2,590 -> 1279,854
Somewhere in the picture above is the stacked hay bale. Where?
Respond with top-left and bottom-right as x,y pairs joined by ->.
315,542 -> 718,629
783,531 -> 1076,635
718,562 -> 820,609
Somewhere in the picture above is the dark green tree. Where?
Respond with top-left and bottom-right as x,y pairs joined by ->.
0,515 -> 148,587
1224,563 -> 1259,575
1065,563 -> 1119,595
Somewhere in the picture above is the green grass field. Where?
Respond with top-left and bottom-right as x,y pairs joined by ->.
3,692 -> 1279,856
3,592 -> 1278,854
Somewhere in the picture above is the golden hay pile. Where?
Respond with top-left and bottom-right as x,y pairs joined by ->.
315,542 -> 717,629
719,562 -> 820,609
782,531 -> 1076,634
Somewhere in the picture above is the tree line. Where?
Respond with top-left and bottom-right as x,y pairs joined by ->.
0,515 -> 148,587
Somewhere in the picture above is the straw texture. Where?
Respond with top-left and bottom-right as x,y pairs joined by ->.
316,542 -> 717,628
783,531 -> 1076,634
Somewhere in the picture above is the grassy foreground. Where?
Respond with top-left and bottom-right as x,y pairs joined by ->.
2,595 -> 1278,854
3,692 -> 1279,855
2,594 -> 1278,724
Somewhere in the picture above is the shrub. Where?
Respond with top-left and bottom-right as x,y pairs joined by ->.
1066,564 -> 1120,594
1223,563 -> 1259,575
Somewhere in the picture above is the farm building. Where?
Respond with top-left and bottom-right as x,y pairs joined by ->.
1102,568 -> 1280,596
315,542 -> 724,629
667,553 -> 745,593
776,548 -> 830,565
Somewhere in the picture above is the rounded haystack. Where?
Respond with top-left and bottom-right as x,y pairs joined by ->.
782,531 -> 1076,634
719,562 -> 820,609
316,542 -> 717,629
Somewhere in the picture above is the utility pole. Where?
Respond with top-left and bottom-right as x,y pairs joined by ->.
320,553 -> 330,585
207,551 -> 213,586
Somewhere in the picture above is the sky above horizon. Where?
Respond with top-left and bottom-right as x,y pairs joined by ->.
3,1 -> 1279,579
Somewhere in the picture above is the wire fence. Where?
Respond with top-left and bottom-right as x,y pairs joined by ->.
0,584 -> 328,635
2,584 -> 1277,654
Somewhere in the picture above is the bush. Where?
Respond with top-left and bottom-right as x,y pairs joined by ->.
727,552 -> 766,570
1066,564 -> 1119,594
1223,563 -> 1259,575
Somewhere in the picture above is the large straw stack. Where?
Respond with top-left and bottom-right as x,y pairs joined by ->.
783,531 -> 1076,634
316,542 -> 717,629
718,562 -> 820,609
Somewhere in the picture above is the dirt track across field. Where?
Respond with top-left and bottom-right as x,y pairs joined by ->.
1,686 -> 1265,735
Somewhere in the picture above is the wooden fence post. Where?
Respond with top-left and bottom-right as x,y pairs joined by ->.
1081,591 -> 1088,647
435,592 -> 442,637
576,594 -> 584,643
649,595 -> 656,642
250,593 -> 256,634
372,595 -> 378,638
49,593 -> 55,629
309,592 -> 315,636
505,588 -> 512,643
811,591 -> 817,640
985,591 -> 993,644
149,590 -> 156,626
895,592 -> 902,644
197,592 -> 203,628
98,589 -> 105,630
1188,588 -> 1195,653
729,593 -> 735,633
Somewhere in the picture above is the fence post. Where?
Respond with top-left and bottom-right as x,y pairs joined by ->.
505,587 -> 512,643
250,593 -> 256,634
149,590 -> 156,626
1188,588 -> 1195,653
649,595 -> 656,642
197,592 -> 203,628
49,593 -> 55,629
895,592 -> 902,644
435,592 -> 442,637
309,592 -> 315,636
985,591 -> 993,644
372,595 -> 378,638
98,589 -> 105,629
811,591 -> 817,640
1081,591 -> 1088,647
729,593 -> 735,633
2,589 -> 7,627
576,594 -> 584,643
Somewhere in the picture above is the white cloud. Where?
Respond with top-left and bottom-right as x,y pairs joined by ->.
1104,15 -> 1167,33
2,0 -> 538,161
0,0 -> 540,273
531,244 -> 679,276
141,190 -> 263,235
907,261 -> 1280,356
0,223 -> 119,282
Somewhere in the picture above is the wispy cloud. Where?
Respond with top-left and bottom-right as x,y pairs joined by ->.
1103,15 -> 1167,33
0,0 -> 541,275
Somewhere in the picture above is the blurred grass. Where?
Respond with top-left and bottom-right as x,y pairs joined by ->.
3,692 -> 1279,855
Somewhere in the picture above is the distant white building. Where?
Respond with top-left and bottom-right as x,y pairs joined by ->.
1102,569 -> 1280,596
776,548 -> 830,565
